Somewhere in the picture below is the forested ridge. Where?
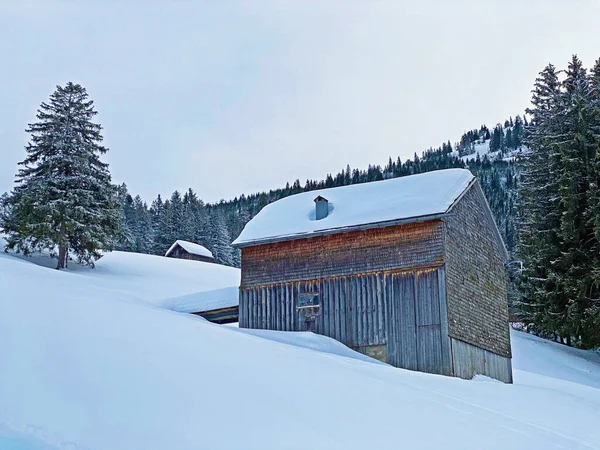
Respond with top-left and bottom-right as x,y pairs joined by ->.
114,119 -> 523,270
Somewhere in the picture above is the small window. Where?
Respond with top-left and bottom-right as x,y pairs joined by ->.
297,292 -> 320,308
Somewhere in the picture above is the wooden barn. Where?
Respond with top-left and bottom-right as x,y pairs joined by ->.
232,169 -> 513,383
165,240 -> 214,263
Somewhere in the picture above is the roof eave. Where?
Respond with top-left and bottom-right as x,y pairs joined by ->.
231,212 -> 451,249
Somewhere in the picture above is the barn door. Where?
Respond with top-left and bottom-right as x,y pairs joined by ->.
415,269 -> 443,374
386,268 -> 445,374
386,272 -> 418,370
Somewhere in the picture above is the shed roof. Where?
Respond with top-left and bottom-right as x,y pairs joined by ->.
232,168 -> 476,248
162,286 -> 238,314
165,240 -> 214,259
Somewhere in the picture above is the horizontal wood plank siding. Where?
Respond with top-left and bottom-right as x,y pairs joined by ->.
240,221 -> 445,287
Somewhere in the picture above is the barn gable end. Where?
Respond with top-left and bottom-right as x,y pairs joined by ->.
443,181 -> 512,382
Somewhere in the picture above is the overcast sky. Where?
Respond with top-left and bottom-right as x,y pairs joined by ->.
1,1 -> 599,203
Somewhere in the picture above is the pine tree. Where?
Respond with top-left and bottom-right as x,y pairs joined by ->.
517,63 -> 564,334
513,115 -> 524,148
517,57 -> 600,346
1,82 -> 121,269
208,210 -> 234,266
131,195 -> 152,253
555,56 -> 600,345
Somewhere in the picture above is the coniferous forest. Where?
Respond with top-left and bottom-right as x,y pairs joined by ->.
113,121 -> 522,270
2,55 -> 600,347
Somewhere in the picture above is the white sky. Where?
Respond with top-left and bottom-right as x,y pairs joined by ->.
1,1 -> 599,203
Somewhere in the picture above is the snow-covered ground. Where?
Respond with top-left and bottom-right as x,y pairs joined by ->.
460,140 -> 494,162
1,243 -> 240,311
2,249 -> 600,449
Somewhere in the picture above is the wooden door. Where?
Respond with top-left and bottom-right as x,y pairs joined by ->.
415,269 -> 443,374
385,268 -> 445,374
386,271 -> 418,370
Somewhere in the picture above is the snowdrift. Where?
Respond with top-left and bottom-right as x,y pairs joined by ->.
1,250 -> 600,449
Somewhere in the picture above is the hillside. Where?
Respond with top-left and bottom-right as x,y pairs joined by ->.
105,118 -> 522,269
1,250 -> 600,449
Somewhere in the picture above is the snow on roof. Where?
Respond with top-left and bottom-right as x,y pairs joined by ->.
232,168 -> 475,247
162,286 -> 239,313
165,240 -> 214,259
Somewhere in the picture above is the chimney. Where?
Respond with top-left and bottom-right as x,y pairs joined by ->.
314,196 -> 329,220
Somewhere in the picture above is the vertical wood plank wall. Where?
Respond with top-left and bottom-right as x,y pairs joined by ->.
239,266 -> 452,376
450,337 -> 513,383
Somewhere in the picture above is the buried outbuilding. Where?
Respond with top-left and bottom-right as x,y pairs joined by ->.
232,169 -> 512,382
165,240 -> 214,263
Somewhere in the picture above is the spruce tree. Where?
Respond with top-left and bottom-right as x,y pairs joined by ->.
1,82 -> 121,269
558,56 -> 600,345
208,210 -> 234,266
518,57 -> 600,346
517,63 -> 563,334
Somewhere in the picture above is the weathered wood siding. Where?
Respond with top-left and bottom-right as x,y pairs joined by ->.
240,221 -> 445,287
450,338 -> 513,383
444,181 -> 512,361
193,306 -> 239,324
239,274 -> 387,348
240,266 -> 452,375
385,267 -> 452,375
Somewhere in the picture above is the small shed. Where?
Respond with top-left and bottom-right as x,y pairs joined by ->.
165,240 -> 214,263
232,169 -> 513,383
164,287 -> 240,324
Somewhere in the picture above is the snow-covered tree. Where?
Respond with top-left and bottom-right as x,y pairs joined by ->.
208,210 -> 234,266
1,82 -> 121,269
518,56 -> 600,347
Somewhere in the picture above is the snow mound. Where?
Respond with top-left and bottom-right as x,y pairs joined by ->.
2,251 -> 600,449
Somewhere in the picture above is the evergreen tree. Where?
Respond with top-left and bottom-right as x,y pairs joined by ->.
208,210 -> 234,266
555,56 -> 600,345
517,57 -> 600,346
513,115 -> 524,148
1,82 -> 121,269
518,63 -> 564,334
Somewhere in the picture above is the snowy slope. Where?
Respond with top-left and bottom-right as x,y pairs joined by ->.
460,140 -> 492,162
2,251 -> 600,449
2,246 -> 240,310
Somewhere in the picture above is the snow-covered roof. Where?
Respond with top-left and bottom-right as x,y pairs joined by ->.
163,286 -> 239,313
232,168 -> 475,247
165,240 -> 214,259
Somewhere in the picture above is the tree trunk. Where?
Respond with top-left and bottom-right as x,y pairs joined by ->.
56,221 -> 67,270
